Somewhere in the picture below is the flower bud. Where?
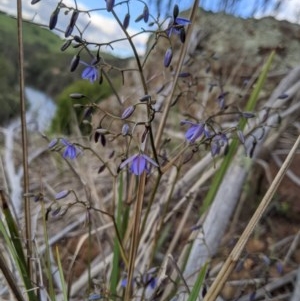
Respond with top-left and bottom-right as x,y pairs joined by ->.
143,5 -> 149,22
61,39 -> 72,51
139,95 -> 151,102
121,106 -> 135,119
135,14 -> 144,22
123,13 -> 130,29
48,138 -> 58,149
69,93 -> 85,99
121,123 -> 130,136
179,28 -> 186,43
65,24 -> 74,38
242,112 -> 255,118
70,10 -> 79,27
49,7 -> 60,30
73,35 -> 83,43
173,4 -> 179,19
98,165 -> 106,174
31,0 -> 41,4
55,190 -> 70,200
164,47 -> 173,68
70,54 -> 80,72
106,0 -> 115,12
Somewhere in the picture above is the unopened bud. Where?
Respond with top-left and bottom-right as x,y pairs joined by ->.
121,106 -> 135,119
55,190 -> 70,200
106,0 -> 115,12
49,7 -> 60,30
69,93 -> 85,99
164,47 -> 173,68
70,54 -> 80,72
123,13 -> 130,29
121,123 -> 130,136
173,4 -> 179,19
143,5 -> 149,22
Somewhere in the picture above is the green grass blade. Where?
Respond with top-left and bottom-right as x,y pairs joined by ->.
0,191 -> 38,301
187,262 -> 208,301
201,51 -> 276,213
56,246 -> 68,301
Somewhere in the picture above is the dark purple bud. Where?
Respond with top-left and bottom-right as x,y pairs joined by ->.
69,93 -> 85,99
148,21 -> 155,27
99,71 -> 103,84
31,0 -> 41,4
55,190 -> 70,200
100,133 -> 106,147
173,4 -> 179,19
237,130 -> 245,144
64,10 -> 79,37
278,93 -> 288,99
65,24 -> 74,38
98,165 -> 106,174
276,261 -> 284,274
122,123 -> 130,136
179,28 -> 186,43
164,47 -> 173,68
143,5 -> 149,22
73,35 -> 83,43
135,14 -> 144,22
178,72 -> 191,78
106,0 -> 115,12
70,10 -> 79,27
140,94 -> 151,102
49,7 -> 60,30
94,131 -> 100,143
51,205 -> 61,217
83,107 -> 93,119
121,106 -> 135,119
123,13 -> 130,29
61,39 -> 72,51
242,112 -> 255,118
70,54 -> 80,72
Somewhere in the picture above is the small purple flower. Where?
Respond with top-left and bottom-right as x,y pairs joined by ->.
167,7 -> 191,39
80,61 -> 99,83
181,120 -> 210,143
61,139 -> 80,159
120,153 -> 158,176
211,133 -> 228,156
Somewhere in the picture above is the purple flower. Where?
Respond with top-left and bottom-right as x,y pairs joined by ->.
211,133 -> 228,156
181,120 -> 210,143
61,139 -> 80,159
167,14 -> 191,38
120,153 -> 158,176
80,61 -> 99,83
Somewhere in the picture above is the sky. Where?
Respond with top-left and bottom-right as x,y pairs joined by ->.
0,0 -> 300,57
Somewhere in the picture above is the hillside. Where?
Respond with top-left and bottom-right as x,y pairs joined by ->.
0,12 -> 127,126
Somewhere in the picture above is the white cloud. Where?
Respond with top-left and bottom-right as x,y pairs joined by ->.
0,0 -> 149,57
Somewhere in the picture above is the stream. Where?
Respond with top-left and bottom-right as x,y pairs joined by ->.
1,87 -> 56,215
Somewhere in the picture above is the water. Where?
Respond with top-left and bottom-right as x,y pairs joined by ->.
1,87 -> 56,215
25,87 -> 56,132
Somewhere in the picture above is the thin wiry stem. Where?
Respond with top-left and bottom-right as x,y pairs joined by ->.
155,0 -> 200,150
17,0 -> 33,281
